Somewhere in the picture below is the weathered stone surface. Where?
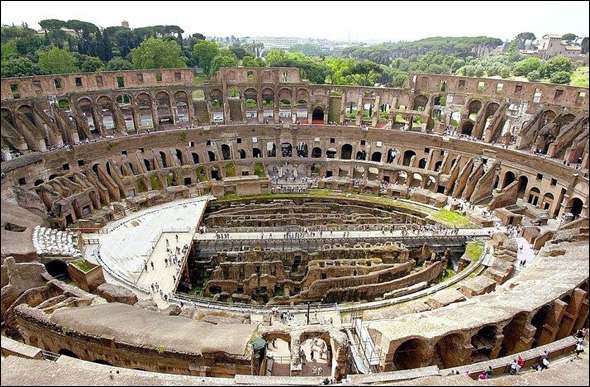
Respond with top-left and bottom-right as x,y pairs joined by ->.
95,283 -> 138,305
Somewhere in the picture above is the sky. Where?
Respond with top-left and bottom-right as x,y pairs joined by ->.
1,1 -> 588,43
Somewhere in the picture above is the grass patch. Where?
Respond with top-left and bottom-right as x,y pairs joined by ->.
71,259 -> 92,272
465,240 -> 485,261
254,163 -> 265,178
225,163 -> 236,177
150,175 -> 162,190
570,70 -> 589,87
429,209 -> 474,228
196,166 -> 207,182
193,74 -> 208,85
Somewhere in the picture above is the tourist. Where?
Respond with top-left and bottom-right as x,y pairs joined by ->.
575,339 -> 585,358
517,356 -> 525,372
509,359 -> 518,375
310,349 -> 315,361
150,261 -> 154,270
485,366 -> 493,379
540,357 -> 549,370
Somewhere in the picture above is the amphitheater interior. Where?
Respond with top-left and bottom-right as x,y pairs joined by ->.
1,67 -> 588,385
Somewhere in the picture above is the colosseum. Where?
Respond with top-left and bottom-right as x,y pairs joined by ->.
1,66 -> 588,385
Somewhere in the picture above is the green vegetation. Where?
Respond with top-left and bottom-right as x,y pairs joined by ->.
253,163 -> 265,178
429,209 -> 474,228
150,175 -> 162,190
131,37 -> 186,69
156,346 -> 166,354
196,166 -> 207,182
224,163 -> 236,177
570,67 -> 589,87
136,179 -> 147,193
179,131 -> 187,141
71,258 -> 93,272
465,240 -> 485,261
1,20 -> 587,91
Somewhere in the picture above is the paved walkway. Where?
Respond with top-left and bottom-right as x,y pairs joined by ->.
195,227 -> 502,241
137,232 -> 193,308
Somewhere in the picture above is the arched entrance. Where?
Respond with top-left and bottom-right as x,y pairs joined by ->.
569,197 -> 584,218
45,260 -> 70,281
312,107 -> 324,122
392,338 -> 429,370
433,333 -> 466,368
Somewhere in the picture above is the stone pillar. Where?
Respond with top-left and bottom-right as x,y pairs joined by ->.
356,95 -> 363,126
131,103 -> 142,133
372,95 -> 381,127
556,288 -> 587,339
150,98 -> 160,130
537,299 -> 568,345
340,92 -> 347,124
186,96 -> 196,127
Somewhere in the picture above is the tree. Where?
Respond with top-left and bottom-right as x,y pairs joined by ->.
81,56 -> 105,72
562,33 -> 577,44
581,37 -> 589,54
38,47 -> 78,74
242,55 -> 265,67
515,32 -> 536,42
209,50 -> 237,75
264,49 -> 289,66
131,37 -> 186,69
1,41 -> 18,60
1,57 -> 39,78
341,60 -> 383,86
192,40 -> 219,73
229,45 -> 247,60
106,57 -> 133,71
550,71 -> 571,84
513,57 -> 542,76
540,55 -> 573,78
526,70 -> 541,82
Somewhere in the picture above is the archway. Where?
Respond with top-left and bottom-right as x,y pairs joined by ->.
45,260 -> 70,281
281,143 -> 293,157
418,158 -> 427,169
386,148 -> 399,164
528,187 -> 541,206
403,150 -> 416,166
392,338 -> 429,370
300,336 -> 331,376
341,144 -> 353,160
569,197 -> 584,218
471,325 -> 498,362
371,152 -> 382,162
517,176 -> 528,199
461,121 -> 474,136
499,312 -> 529,357
312,107 -> 324,122
356,150 -> 367,160
221,144 -> 231,160
312,147 -> 322,158
208,151 -> 216,162
503,171 -> 516,188
58,349 -> 79,359
531,304 -> 551,347
433,333 -> 466,368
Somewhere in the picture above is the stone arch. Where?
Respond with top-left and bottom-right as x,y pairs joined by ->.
244,88 -> 257,111
253,148 -> 262,158
97,96 -> 115,130
208,151 -> 216,162
261,88 -> 274,108
136,92 -> 154,130
175,149 -> 184,165
281,142 -> 292,157
296,142 -> 308,157
45,260 -> 70,281
527,187 -> 541,206
58,99 -> 71,110
239,149 -> 247,159
517,175 -> 529,199
221,144 -> 232,160
356,150 -> 367,160
173,90 -> 189,123
413,95 -> 428,111
312,106 -> 324,122
210,89 -> 223,108
403,150 -> 416,166
58,348 -> 79,359
77,97 -> 99,132
386,148 -> 399,164
503,171 -> 516,188
499,311 -> 530,357
34,179 -> 44,186
17,104 -> 34,123
143,159 -> 152,172
434,161 -> 443,172
569,197 -> 584,218
396,171 -> 408,185
418,158 -> 427,169
211,165 -> 221,180
155,91 -> 173,124
341,144 -> 353,160
278,88 -> 292,106
312,147 -> 322,158
116,93 -> 135,131
433,333 -> 466,368
371,152 -> 382,163
1,108 -> 15,127
531,304 -> 551,347
461,121 -> 474,136
542,109 -> 557,125
410,173 -> 423,188
159,151 -> 168,168
471,325 -> 498,362
392,337 -> 430,370
468,100 -> 482,118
